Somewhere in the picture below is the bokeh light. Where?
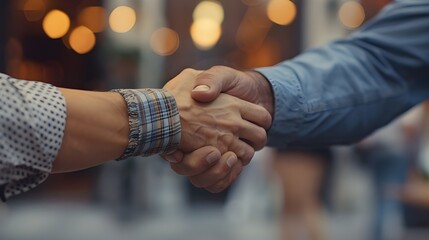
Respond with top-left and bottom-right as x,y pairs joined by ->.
69,26 -> 96,54
78,6 -> 106,33
23,0 -> 46,22
109,6 -> 136,33
150,27 -> 180,56
42,10 -> 70,39
191,1 -> 223,50
190,19 -> 222,50
338,1 -> 365,29
267,0 -> 297,26
193,1 -> 224,24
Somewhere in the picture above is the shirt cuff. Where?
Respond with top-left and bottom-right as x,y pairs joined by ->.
111,89 -> 181,159
255,65 -> 305,148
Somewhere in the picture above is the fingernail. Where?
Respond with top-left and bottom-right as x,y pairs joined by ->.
164,155 -> 178,163
193,85 -> 210,92
226,156 -> 238,168
206,151 -> 220,164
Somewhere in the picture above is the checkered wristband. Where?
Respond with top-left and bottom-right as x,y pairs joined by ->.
111,89 -> 181,159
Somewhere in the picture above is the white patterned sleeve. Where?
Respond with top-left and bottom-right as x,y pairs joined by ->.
0,74 -> 67,200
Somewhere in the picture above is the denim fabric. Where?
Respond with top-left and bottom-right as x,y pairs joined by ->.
257,0 -> 429,148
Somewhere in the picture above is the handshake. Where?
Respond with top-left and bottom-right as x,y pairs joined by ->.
161,66 -> 274,193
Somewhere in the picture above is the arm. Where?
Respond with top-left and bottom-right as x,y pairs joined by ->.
258,0 -> 429,147
0,75 -> 181,200
0,70 -> 270,199
53,89 -> 129,172
166,1 -> 429,191
192,0 -> 429,147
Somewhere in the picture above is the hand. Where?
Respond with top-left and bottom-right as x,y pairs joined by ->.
163,68 -> 272,192
165,69 -> 270,155
165,68 -> 271,155
191,66 -> 274,116
169,146 -> 243,193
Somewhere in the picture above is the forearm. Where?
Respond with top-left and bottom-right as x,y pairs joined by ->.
257,0 -> 429,147
53,89 -> 129,173
0,72 -> 181,200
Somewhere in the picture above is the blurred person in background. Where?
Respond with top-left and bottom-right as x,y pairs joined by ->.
353,106 -> 422,240
272,148 -> 332,240
397,102 -> 429,231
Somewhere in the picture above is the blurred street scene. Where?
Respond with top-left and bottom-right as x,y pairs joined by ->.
1,0 -> 429,239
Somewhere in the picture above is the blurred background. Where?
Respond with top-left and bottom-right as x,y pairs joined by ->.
1,0 -> 429,239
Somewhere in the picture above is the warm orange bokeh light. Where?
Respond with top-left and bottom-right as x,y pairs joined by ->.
193,1 -> 224,24
78,6 -> 106,33
190,19 -> 222,50
109,6 -> 136,33
338,1 -> 366,29
267,0 -> 297,26
69,26 -> 96,54
43,9 -> 70,39
150,28 -> 180,56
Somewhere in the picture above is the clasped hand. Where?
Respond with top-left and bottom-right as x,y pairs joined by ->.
163,67 -> 273,192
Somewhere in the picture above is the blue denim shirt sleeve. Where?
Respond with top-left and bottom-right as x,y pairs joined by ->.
256,0 -> 429,148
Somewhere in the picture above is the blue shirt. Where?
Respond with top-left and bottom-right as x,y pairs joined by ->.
257,0 -> 429,148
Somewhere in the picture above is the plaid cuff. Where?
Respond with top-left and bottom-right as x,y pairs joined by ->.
111,89 -> 181,159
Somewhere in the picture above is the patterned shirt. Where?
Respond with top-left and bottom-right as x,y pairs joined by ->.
0,74 -> 181,200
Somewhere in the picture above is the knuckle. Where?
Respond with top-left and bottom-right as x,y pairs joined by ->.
196,71 -> 213,80
182,68 -> 195,74
230,123 -> 241,135
212,167 -> 227,178
206,185 -> 223,193
209,65 -> 227,72
170,164 -> 188,176
189,177 -> 207,188
182,68 -> 200,77
186,160 -> 202,172
241,149 -> 255,166
263,111 -> 272,129
207,180 -> 229,193
254,129 -> 267,150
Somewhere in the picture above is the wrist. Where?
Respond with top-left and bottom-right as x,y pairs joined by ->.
245,71 -> 274,116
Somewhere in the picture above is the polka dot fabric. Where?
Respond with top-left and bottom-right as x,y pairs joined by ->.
0,74 -> 67,200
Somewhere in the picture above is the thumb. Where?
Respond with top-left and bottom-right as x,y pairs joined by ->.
191,66 -> 239,103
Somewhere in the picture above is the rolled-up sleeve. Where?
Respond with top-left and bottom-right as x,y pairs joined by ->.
111,88 -> 181,159
0,74 -> 67,200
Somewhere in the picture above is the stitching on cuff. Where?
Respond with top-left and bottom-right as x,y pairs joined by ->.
111,89 -> 181,160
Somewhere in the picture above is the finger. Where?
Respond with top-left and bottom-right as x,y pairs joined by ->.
229,139 -> 255,166
238,99 -> 272,130
170,146 -> 221,176
189,152 -> 238,188
237,120 -> 267,150
205,161 -> 243,193
161,150 -> 184,163
191,66 -> 239,103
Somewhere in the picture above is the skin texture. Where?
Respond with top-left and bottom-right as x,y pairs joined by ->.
163,66 -> 274,192
191,66 -> 274,116
53,89 -> 129,173
52,68 -> 271,195
163,69 -> 272,192
164,69 -> 271,156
